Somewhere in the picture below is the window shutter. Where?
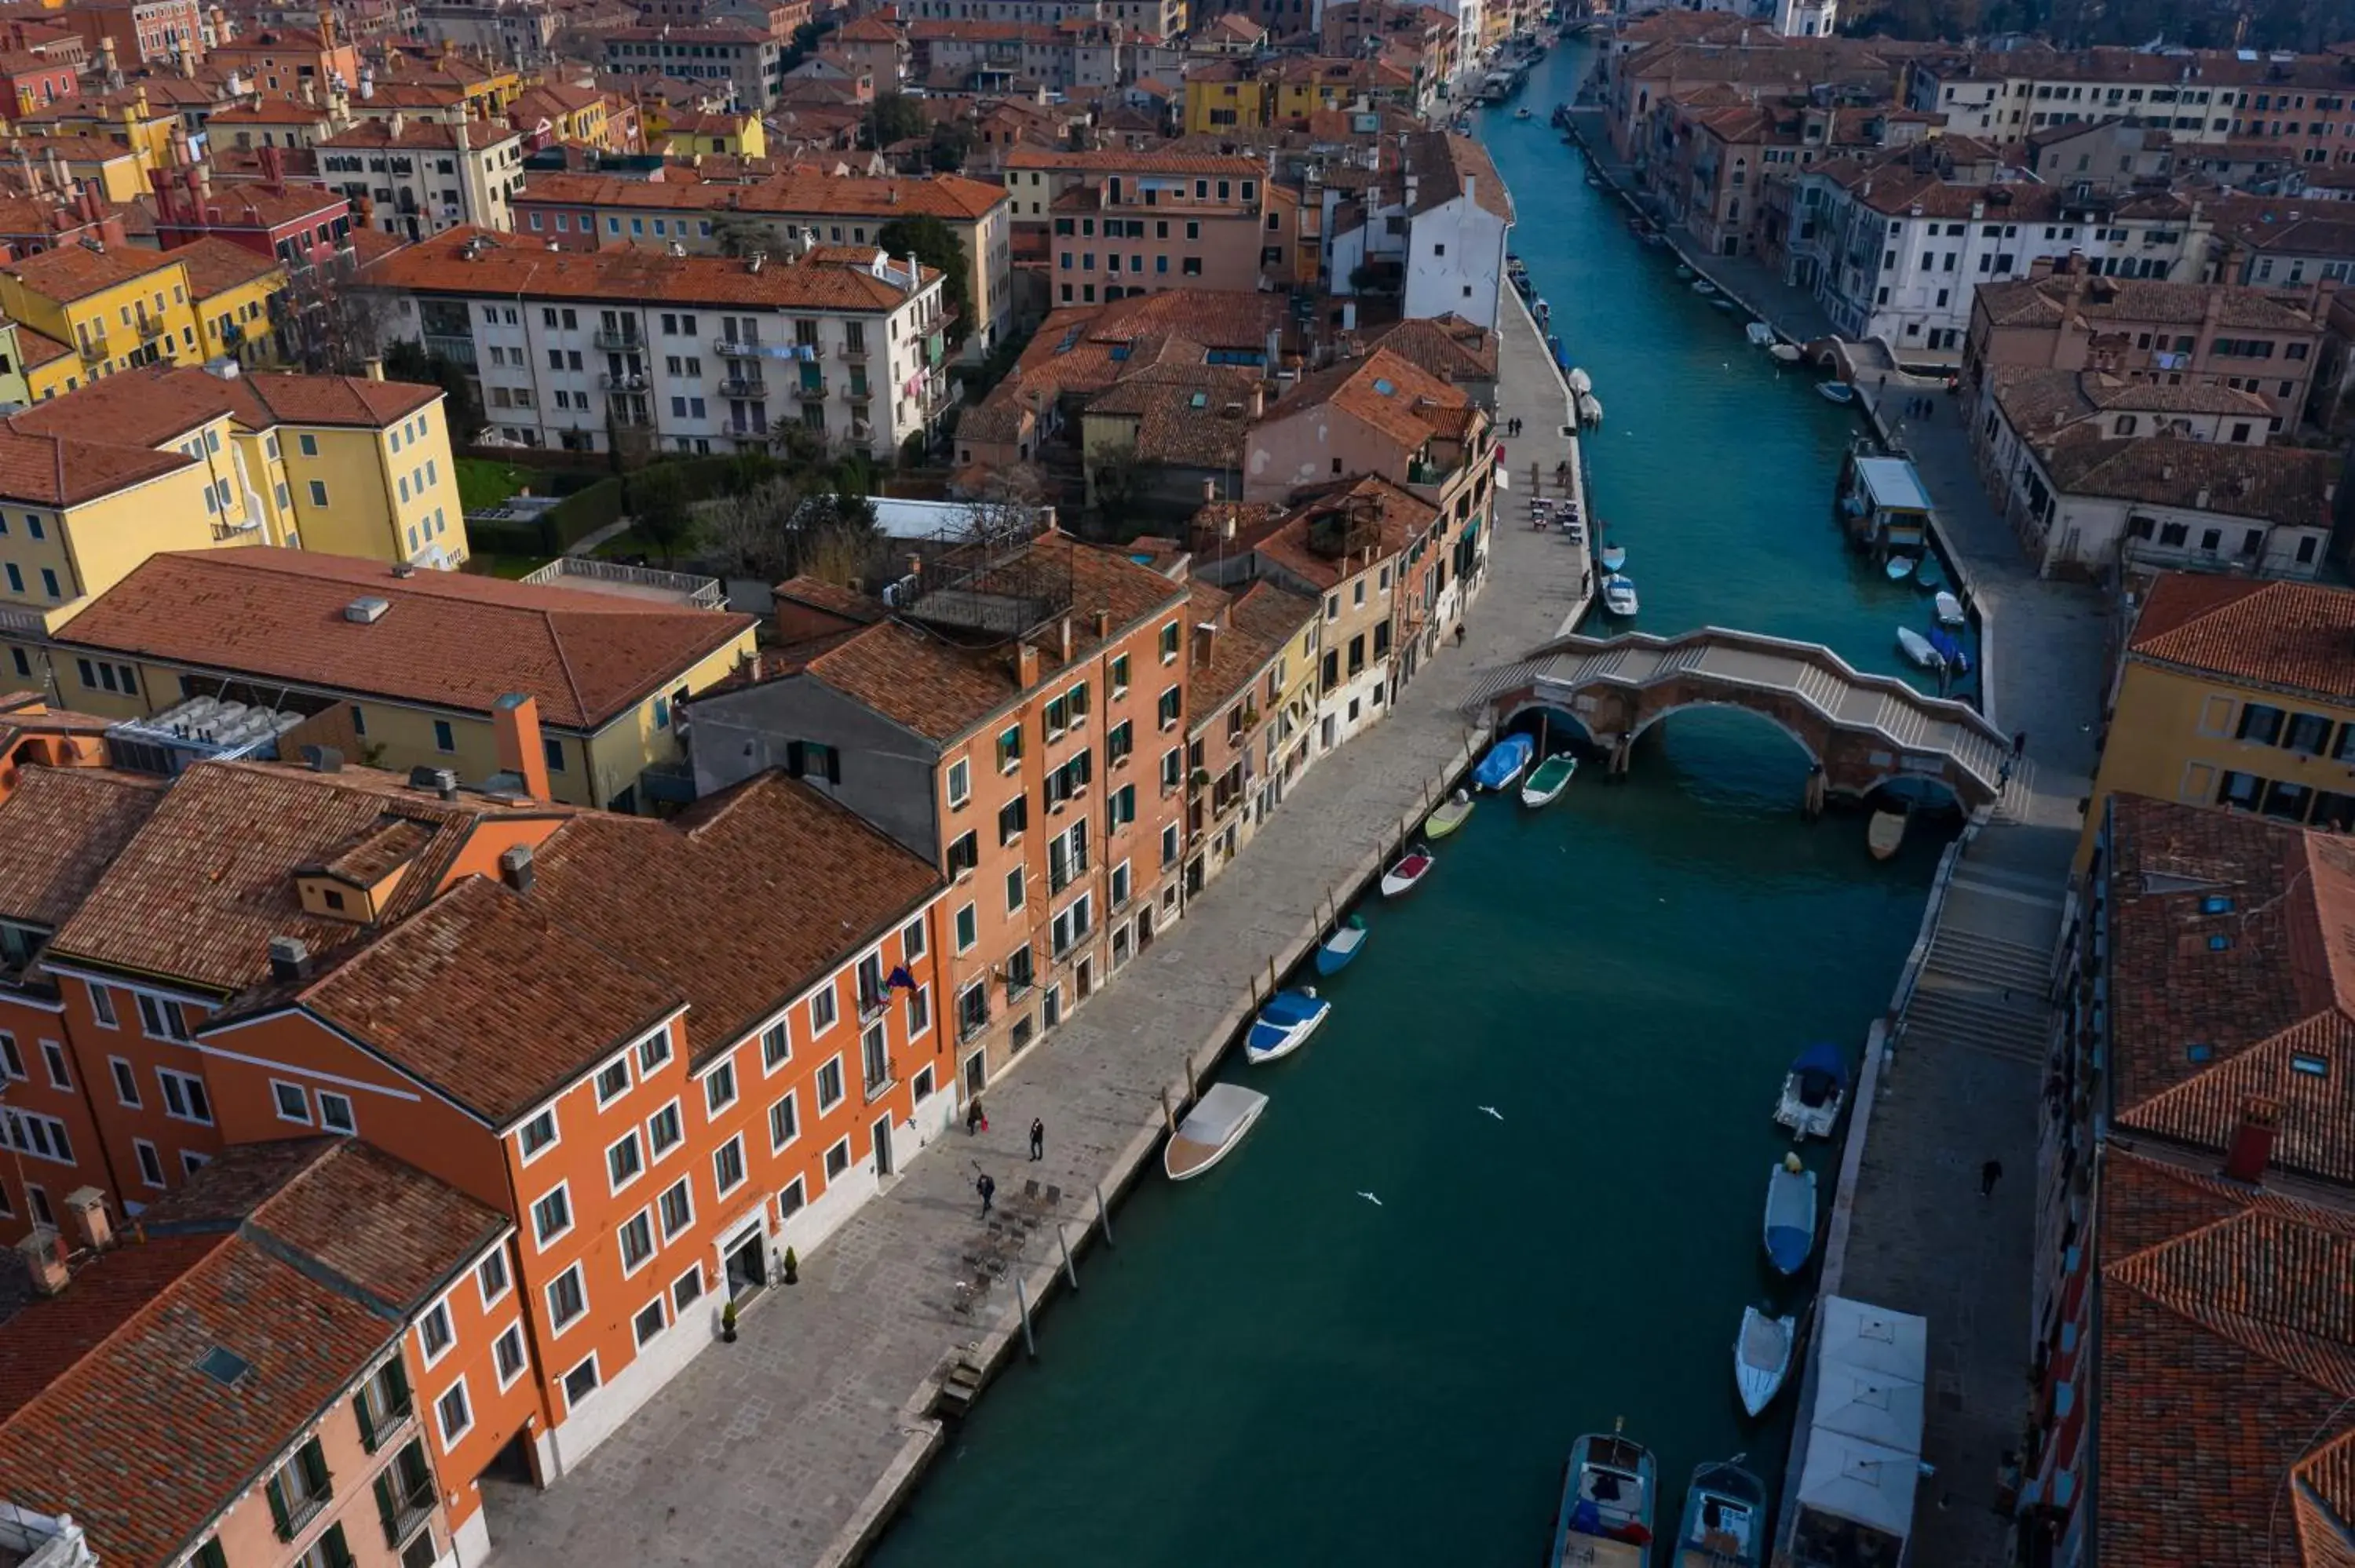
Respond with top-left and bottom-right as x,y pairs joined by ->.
375,1472 -> 400,1549
323,1522 -> 357,1568
353,1389 -> 378,1453
301,1436 -> 331,1495
195,1539 -> 229,1568
265,1475 -> 293,1541
823,746 -> 841,785
382,1356 -> 411,1419
784,740 -> 805,776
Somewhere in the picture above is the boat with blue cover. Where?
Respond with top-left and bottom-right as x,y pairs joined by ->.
1773,1041 -> 1849,1140
1244,988 -> 1330,1064
1473,733 -> 1535,791
1764,1154 -> 1816,1275
1552,1428 -> 1656,1568
1315,916 -> 1367,975
1928,628 -> 1970,674
1674,1459 -> 1768,1566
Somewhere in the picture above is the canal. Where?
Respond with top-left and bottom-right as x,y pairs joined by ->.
869,44 -> 1952,1567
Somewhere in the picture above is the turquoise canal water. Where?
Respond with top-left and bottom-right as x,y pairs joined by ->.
871,46 -> 1951,1566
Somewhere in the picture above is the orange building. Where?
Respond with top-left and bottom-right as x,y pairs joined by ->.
0,691 -> 113,798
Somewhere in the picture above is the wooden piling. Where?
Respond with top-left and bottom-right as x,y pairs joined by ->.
1159,1085 -> 1178,1136
1057,1224 -> 1079,1291
1095,1181 -> 1115,1248
1016,1275 -> 1037,1360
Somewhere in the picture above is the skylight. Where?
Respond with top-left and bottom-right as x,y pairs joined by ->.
196,1346 -> 253,1387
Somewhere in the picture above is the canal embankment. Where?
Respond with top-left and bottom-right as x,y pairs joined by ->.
476,296 -> 1597,1568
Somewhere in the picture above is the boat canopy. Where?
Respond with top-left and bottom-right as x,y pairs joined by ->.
1852,456 -> 1933,516
1259,991 -> 1324,1026
1791,1041 -> 1849,1091
1181,1083 -> 1266,1142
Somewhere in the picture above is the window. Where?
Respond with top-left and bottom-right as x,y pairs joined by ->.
2238,702 -> 2286,746
134,1139 -> 164,1187
546,1264 -> 587,1331
318,1092 -> 355,1135
779,1176 -> 807,1219
955,903 -> 977,952
88,984 -> 116,1029
1160,621 -> 1181,662
810,987 -> 838,1036
999,795 -> 1028,844
562,1355 -> 599,1408
907,983 -> 931,1038
531,1183 -> 572,1247
1111,653 -> 1131,695
659,1176 -> 694,1240
947,830 -> 980,877
769,1090 -> 799,1150
418,1300 -> 455,1362
137,994 -> 189,1041
1163,822 -> 1181,868
272,1080 -> 309,1123
901,918 -> 926,961
714,1133 -> 747,1194
947,757 -> 971,807
519,1107 -> 559,1160
265,1439 -> 333,1541
158,1067 -> 212,1125
0,1034 -> 19,1079
608,1130 -> 644,1190
998,723 -> 1024,772
1159,687 -> 1181,728
494,1322 -> 528,1387
816,1056 -> 845,1111
433,720 -> 455,753
5,1109 -> 72,1165
594,1055 -> 632,1106
619,1209 -> 655,1272
1006,865 -> 1026,913
309,480 -> 327,506
704,1059 -> 738,1115
648,1100 -> 683,1156
672,1264 -> 705,1314
862,1019 -> 890,1094
478,1249 -> 509,1307
37,1041 -> 68,1091
633,1296 -> 666,1347
638,1030 -> 673,1074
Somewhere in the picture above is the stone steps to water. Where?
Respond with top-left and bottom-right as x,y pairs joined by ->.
1923,934 -> 2051,995
1901,986 -> 2052,1065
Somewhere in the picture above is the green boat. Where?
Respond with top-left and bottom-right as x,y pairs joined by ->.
1521,753 -> 1578,808
1426,789 -> 1475,838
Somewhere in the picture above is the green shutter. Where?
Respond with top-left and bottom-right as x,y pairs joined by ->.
194,1541 -> 228,1568
265,1475 -> 292,1541
300,1436 -> 331,1496
382,1356 -> 412,1419
323,1522 -> 356,1568
353,1389 -> 378,1454
374,1472 -> 400,1550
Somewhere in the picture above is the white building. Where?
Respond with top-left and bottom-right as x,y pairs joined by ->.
1774,0 -> 1835,36
1400,129 -> 1514,331
315,112 -> 528,242
364,228 -> 956,458
1783,144 -> 2207,359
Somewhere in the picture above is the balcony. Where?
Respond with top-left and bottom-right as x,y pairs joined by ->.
837,341 -> 870,362
591,327 -> 643,352
838,381 -> 872,403
77,333 -> 110,363
134,310 -> 166,342
958,1005 -> 991,1043
713,337 -> 765,359
718,374 -> 767,399
849,419 -> 875,443
379,1479 -> 434,1551
599,370 -> 647,391
422,332 -> 476,367
794,376 -> 829,400
726,418 -> 770,439
519,555 -> 726,609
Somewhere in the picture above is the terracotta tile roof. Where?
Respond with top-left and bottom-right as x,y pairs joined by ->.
2041,437 -> 2336,532
12,326 -> 68,370
54,549 -> 756,731
7,361 -> 241,447
1185,578 -> 1312,717
2128,574 -> 2355,700
2102,796 -> 2355,1183
1084,362 -> 1260,468
0,766 -> 166,930
317,115 -> 522,150
161,183 -> 352,228
514,168 -> 1006,221
1402,129 -> 1513,224
0,422 -> 193,507
167,235 -> 285,298
0,1139 -> 502,1568
772,572 -> 885,623
509,771 -> 944,1065
1362,313 -> 1498,382
49,759 -> 568,997
1271,346 -> 1465,453
1974,275 -> 2320,333
366,224 -> 937,312
1004,146 -> 1265,176
210,368 -> 441,429
2091,1145 -> 2355,1568
1247,473 -> 1429,589
1990,365 -> 2272,435
797,532 -> 1186,741
0,239 -> 181,304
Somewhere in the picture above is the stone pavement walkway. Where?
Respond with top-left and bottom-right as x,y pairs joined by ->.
480,302 -> 1590,1568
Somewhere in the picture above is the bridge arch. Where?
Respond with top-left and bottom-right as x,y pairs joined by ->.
1464,626 -> 2009,813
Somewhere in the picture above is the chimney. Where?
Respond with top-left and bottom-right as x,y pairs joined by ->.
1202,477 -> 1218,501
268,935 -> 312,983
499,843 -> 536,893
64,1187 -> 113,1252
15,1229 -> 66,1296
1057,614 -> 1073,662
494,692 -> 552,800
300,744 -> 344,773
1013,640 -> 1040,687
363,356 -> 385,381
2222,1096 -> 2280,1183
1192,621 -> 1217,667
1093,607 -> 1112,638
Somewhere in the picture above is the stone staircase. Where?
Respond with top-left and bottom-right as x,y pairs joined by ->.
1896,833 -> 2066,1070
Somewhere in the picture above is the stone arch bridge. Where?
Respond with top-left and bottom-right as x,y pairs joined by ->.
1463,627 -> 2010,811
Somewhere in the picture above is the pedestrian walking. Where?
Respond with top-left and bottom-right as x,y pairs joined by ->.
965,1097 -> 984,1136
2011,730 -> 2028,760
1455,621 -> 1468,647
1028,1118 -> 1044,1161
977,1172 -> 996,1216
1979,1159 -> 2003,1198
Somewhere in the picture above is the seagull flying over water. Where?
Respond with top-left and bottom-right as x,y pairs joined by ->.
1356,1191 -> 1384,1207
1478,1106 -> 1504,1121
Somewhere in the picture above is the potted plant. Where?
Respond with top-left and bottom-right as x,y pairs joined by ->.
781,1246 -> 799,1285
721,1299 -> 739,1344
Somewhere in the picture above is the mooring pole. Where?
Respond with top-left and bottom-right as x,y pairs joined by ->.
1057,1224 -> 1079,1291
1095,1181 -> 1115,1248
1160,1085 -> 1178,1136
1016,1275 -> 1037,1361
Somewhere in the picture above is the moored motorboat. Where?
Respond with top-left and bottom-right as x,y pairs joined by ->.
1929,628 -> 1970,675
1744,321 -> 1775,347
1600,544 -> 1627,573
1163,1082 -> 1268,1180
1884,555 -> 1916,582
1692,279 -> 1717,296
1763,1154 -> 1816,1275
1473,732 -> 1535,790
1867,806 -> 1908,861
1426,789 -> 1475,837
1314,914 -> 1367,975
1933,589 -> 1966,627
1774,1041 -> 1849,1140
1816,381 -> 1856,404
1244,987 -> 1330,1064
1734,1308 -> 1795,1420
1522,752 -> 1578,807
1553,1428 -> 1656,1568
1575,390 -> 1605,427
1677,1458 -> 1769,1566
1601,574 -> 1638,616
1674,264 -> 1695,280
1380,846 -> 1433,896
1566,366 -> 1594,395
1895,626 -> 1942,669
1770,343 -> 1802,363
1915,557 -> 1946,592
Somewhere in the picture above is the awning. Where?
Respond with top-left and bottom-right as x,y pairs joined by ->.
1797,1432 -> 1920,1538
1809,1360 -> 1926,1453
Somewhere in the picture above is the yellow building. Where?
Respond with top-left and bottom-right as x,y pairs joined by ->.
508,83 -> 619,150
645,105 -> 765,159
174,237 -> 291,367
0,319 -> 37,406
0,242 -> 203,397
2079,573 -> 2355,869
9,89 -> 183,188
42,548 -> 759,813
3,135 -> 148,202
1181,62 -> 1269,133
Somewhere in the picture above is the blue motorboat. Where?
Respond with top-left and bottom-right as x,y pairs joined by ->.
1315,916 -> 1367,976
1244,988 -> 1330,1064
1763,1155 -> 1816,1275
1473,733 -> 1535,792
1928,628 -> 1970,675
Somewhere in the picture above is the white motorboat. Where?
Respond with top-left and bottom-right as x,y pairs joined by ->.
1601,574 -> 1638,616
1243,988 -> 1330,1065
1770,343 -> 1803,363
1600,544 -> 1627,573
1164,1082 -> 1269,1180
1934,590 -> 1966,627
1744,322 -> 1775,347
1763,1154 -> 1817,1274
1735,1306 -> 1795,1417
1566,366 -> 1593,395
1895,626 -> 1943,670
1521,752 -> 1578,807
1575,391 -> 1604,427
1773,1042 -> 1849,1140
